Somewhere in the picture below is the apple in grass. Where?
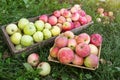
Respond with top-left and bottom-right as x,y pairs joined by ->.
10,32 -> 22,45
33,31 -> 44,42
84,54 -> 99,68
18,18 -> 29,30
44,23 -> 52,29
23,22 -> 36,35
58,16 -> 66,24
97,8 -> 104,14
67,38 -> 77,50
63,31 -> 75,39
76,33 -> 90,44
79,16 -> 88,25
55,35 -> 68,48
89,44 -> 98,55
71,12 -> 80,21
43,29 -> 52,40
53,10 -> 61,17
50,46 -> 59,58
6,23 -> 18,35
34,20 -> 44,31
72,54 -> 84,66
37,62 -> 51,76
21,35 -> 33,47
75,43 -> 90,57
50,26 -> 61,36
57,47 -> 75,64
48,16 -> 57,26
27,53 -> 40,67
39,14 -> 48,23
90,33 -> 102,46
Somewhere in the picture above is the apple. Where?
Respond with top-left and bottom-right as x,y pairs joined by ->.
78,10 -> 86,17
44,23 -> 52,29
89,44 -> 98,55
66,17 -> 72,22
39,15 -> 48,23
97,8 -> 104,14
79,16 -> 87,25
67,38 -> 77,50
34,20 -> 44,31
62,10 -> 72,18
33,31 -> 44,42
76,33 -> 90,44
23,22 -> 36,35
43,29 -> 52,40
50,46 -> 59,58
73,21 -> 81,28
71,12 -> 80,21
63,31 -> 75,39
60,8 -> 67,15
56,23 -> 62,31
96,18 -> 101,22
27,53 -> 40,67
58,16 -> 66,24
85,15 -> 92,23
84,54 -> 99,68
55,35 -> 68,48
72,54 -> 83,66
74,4 -> 81,10
15,44 -> 22,50
10,32 -> 22,45
62,22 -> 72,31
37,62 -> 51,76
48,16 -> 57,25
53,10 -> 61,17
70,7 -> 78,13
18,18 -> 29,30
90,33 -> 102,46
6,23 -> 18,35
21,35 -> 33,47
50,26 -> 61,36
75,43 -> 90,57
103,12 -> 108,16
57,47 -> 75,64
108,11 -> 113,17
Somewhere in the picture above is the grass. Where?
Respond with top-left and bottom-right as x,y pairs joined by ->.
0,0 -> 120,80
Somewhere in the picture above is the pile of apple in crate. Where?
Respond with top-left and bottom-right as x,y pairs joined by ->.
3,4 -> 102,76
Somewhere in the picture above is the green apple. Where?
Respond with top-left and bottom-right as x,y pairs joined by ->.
33,31 -> 44,42
6,23 -> 18,35
15,44 -> 22,50
10,32 -> 22,45
18,18 -> 29,30
23,22 -> 36,35
43,29 -> 52,40
34,20 -> 44,31
44,23 -> 52,29
50,26 -> 61,36
21,35 -> 33,47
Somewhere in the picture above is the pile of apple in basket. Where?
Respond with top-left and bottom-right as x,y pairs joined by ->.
48,31 -> 102,70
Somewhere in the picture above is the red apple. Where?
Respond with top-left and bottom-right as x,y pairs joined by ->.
62,10 -> 72,18
73,21 -> 81,28
63,31 -> 75,39
70,7 -> 78,13
71,12 -> 80,21
76,33 -> 90,44
50,46 -> 59,58
62,22 -> 72,31
78,10 -> 86,17
97,8 -> 104,14
57,47 -> 75,64
72,54 -> 83,66
85,15 -> 92,23
75,43 -> 90,57
79,16 -> 87,25
60,8 -> 66,15
90,33 -> 102,46
67,38 -> 77,50
48,16 -> 57,25
55,35 -> 68,48
89,44 -> 98,55
39,15 -> 48,23
27,53 -> 40,67
84,54 -> 99,68
58,16 -> 66,24
53,10 -> 61,17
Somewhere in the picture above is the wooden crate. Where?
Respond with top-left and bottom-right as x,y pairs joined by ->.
48,45 -> 101,70
1,16 -> 93,55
